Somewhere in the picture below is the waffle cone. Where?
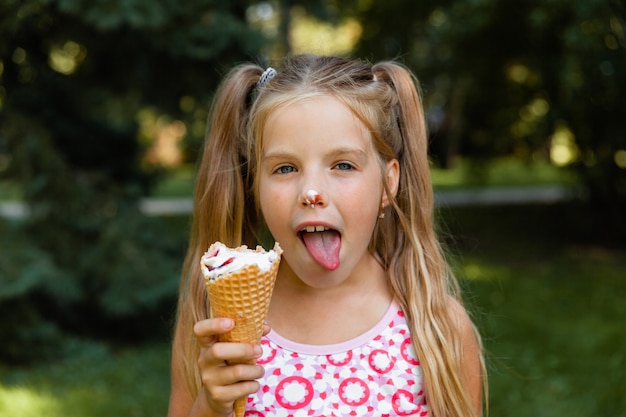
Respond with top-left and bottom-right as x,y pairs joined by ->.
204,243 -> 281,417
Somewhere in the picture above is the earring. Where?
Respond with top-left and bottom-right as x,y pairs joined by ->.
379,201 -> 386,219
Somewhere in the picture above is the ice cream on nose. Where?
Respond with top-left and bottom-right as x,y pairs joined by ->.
305,189 -> 321,207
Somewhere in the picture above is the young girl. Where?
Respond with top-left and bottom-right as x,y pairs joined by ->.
168,54 -> 485,417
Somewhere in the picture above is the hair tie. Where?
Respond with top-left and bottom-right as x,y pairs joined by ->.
258,67 -> 277,88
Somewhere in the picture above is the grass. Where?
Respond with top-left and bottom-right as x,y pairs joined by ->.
0,341 -> 171,417
429,157 -> 577,189
443,204 -> 626,416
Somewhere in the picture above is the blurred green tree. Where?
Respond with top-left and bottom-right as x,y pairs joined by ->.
353,0 -> 626,239
0,0 -> 267,361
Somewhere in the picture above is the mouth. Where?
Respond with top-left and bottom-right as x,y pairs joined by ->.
299,225 -> 332,234
298,225 -> 341,271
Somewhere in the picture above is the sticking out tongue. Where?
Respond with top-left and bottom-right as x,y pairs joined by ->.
301,230 -> 341,270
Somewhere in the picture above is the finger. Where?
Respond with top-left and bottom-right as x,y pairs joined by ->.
203,378 -> 262,414
223,363 -> 265,385
203,363 -> 265,396
194,318 -> 234,347
200,361 -> 265,410
203,342 -> 263,365
262,322 -> 271,336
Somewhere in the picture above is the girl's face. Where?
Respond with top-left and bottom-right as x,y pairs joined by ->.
258,95 -> 398,289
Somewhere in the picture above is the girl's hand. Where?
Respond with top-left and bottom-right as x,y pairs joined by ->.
193,318 -> 266,417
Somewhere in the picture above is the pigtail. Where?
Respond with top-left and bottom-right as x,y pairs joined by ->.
372,61 -> 434,239
172,64 -> 264,397
373,62 -> 482,417
195,64 -> 264,249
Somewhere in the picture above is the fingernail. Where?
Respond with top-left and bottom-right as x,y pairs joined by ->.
221,318 -> 234,329
253,345 -> 263,356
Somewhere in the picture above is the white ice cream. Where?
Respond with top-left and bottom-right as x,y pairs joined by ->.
201,242 -> 280,280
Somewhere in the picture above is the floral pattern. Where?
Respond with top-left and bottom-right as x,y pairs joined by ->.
245,303 -> 428,416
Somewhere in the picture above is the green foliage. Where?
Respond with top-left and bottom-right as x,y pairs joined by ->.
0,211 -> 187,357
353,0 -> 626,236
0,223 -> 70,302
0,219 -> 71,362
76,207 -> 183,318
0,209 -> 185,361
0,0 -> 267,361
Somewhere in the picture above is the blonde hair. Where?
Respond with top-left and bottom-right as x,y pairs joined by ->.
172,54 -> 485,417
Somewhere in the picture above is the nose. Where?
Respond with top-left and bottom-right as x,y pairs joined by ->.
300,189 -> 325,208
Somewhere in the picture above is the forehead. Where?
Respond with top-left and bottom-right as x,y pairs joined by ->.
261,95 -> 372,151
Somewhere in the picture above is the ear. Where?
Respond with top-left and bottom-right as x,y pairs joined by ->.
382,158 -> 400,207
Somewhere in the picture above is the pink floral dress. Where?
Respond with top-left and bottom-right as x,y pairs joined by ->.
245,300 -> 429,416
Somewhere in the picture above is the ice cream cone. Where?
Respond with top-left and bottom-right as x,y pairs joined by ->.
202,242 -> 282,417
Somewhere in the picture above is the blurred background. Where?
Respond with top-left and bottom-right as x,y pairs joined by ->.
0,1 -> 624,416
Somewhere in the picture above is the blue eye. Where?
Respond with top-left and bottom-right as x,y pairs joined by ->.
276,165 -> 295,174
335,162 -> 354,171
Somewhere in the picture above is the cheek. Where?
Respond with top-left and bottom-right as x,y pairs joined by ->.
337,187 -> 381,231
340,179 -> 382,211
258,180 -> 288,217
258,182 -> 271,215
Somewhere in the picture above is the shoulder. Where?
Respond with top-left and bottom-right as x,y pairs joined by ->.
446,297 -> 476,336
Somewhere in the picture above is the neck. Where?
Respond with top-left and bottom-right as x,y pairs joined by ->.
267,254 -> 393,345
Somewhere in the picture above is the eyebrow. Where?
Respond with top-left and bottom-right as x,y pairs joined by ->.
328,146 -> 369,163
262,146 -> 369,162
261,149 -> 293,160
